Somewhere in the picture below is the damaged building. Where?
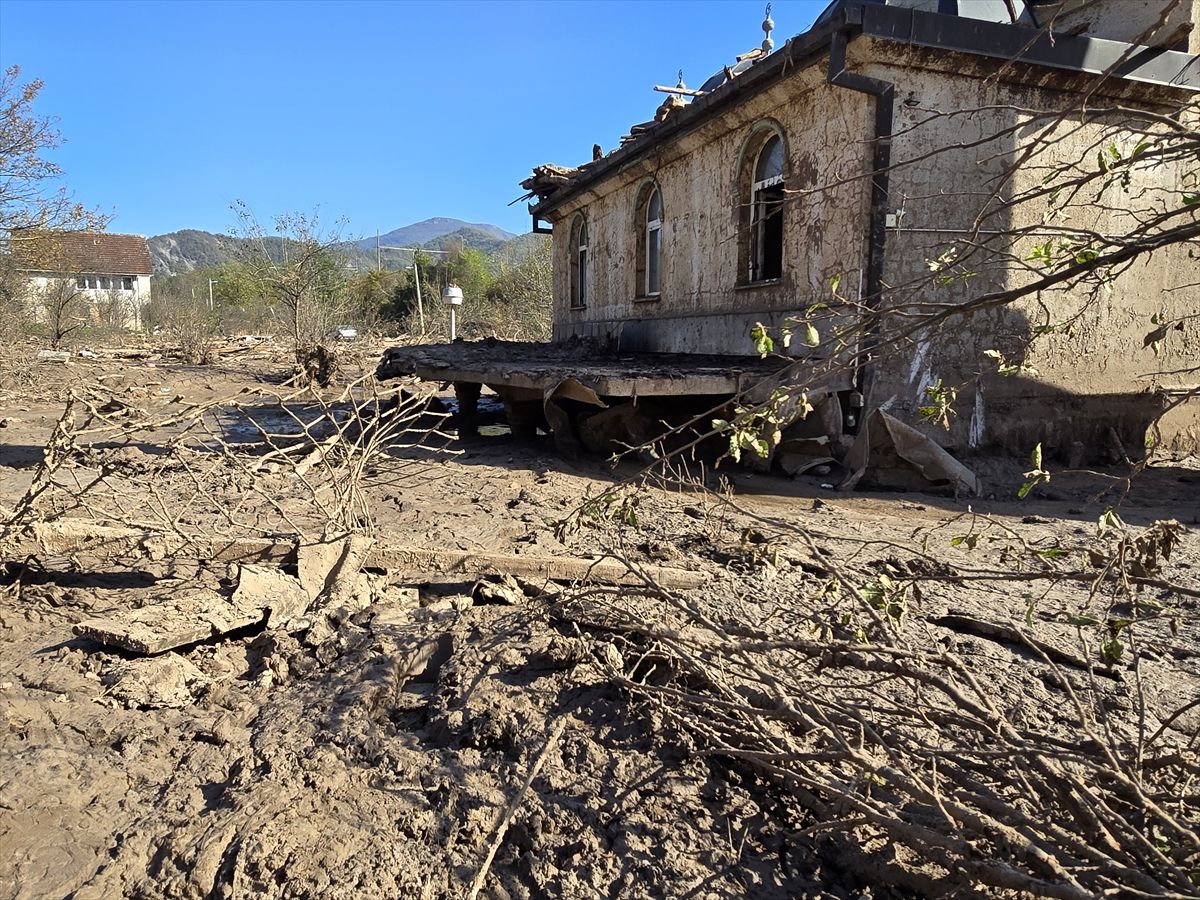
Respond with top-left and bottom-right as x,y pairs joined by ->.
380,0 -> 1200,479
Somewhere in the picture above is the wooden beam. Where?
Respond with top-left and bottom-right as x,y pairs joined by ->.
31,522 -> 707,590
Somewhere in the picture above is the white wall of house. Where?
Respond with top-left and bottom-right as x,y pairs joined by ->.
24,272 -> 152,330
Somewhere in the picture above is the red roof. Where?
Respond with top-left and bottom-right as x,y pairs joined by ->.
11,230 -> 153,276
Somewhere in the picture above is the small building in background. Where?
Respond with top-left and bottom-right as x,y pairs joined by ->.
12,230 -> 154,330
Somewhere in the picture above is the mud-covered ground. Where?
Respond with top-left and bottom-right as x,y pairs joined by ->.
2,341 -> 1197,899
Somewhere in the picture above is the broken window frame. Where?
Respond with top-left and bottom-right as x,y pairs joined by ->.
750,135 -> 785,283
569,214 -> 588,309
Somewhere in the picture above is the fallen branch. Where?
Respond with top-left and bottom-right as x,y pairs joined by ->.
930,612 -> 1115,678
466,719 -> 566,900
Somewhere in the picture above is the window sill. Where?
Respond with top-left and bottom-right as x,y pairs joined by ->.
568,304 -> 587,311
633,294 -> 661,304
735,278 -> 783,291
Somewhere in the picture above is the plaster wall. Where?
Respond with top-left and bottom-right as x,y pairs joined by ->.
547,62 -> 872,359
24,273 -> 152,330
1044,0 -> 1197,50
857,43 -> 1198,456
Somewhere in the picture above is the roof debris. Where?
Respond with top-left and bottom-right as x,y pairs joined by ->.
518,164 -> 581,204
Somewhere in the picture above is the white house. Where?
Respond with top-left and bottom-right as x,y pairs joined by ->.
12,230 -> 154,329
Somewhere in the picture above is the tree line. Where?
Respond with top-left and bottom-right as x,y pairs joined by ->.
0,63 -> 551,379
146,210 -> 551,377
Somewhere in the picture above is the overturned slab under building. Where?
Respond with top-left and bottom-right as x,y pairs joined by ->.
381,0 -> 1200,469
377,338 -> 853,458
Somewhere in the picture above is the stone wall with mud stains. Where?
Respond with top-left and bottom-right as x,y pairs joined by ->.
857,40 -> 1199,458
546,61 -> 871,359
544,35 -> 1197,455
1047,0 -> 1199,52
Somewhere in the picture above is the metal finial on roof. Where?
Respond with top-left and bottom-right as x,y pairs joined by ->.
677,68 -> 685,89
762,3 -> 774,53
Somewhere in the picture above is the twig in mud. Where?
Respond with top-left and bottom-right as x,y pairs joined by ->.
466,719 -> 566,900
551,509 -> 1199,898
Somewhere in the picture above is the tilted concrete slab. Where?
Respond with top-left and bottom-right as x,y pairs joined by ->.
376,338 -> 799,398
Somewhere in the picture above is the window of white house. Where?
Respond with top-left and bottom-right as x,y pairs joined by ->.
635,184 -> 663,298
569,215 -> 588,308
751,135 -> 785,282
76,274 -> 136,290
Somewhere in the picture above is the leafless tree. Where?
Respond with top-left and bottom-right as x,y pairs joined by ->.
34,276 -> 88,348
0,65 -> 108,257
232,201 -> 354,385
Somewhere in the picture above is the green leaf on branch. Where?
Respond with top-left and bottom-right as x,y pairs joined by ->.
918,379 -> 957,430
984,349 -> 1040,378
751,322 -> 773,358
1018,442 -> 1050,499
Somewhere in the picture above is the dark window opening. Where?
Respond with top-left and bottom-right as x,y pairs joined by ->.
636,184 -> 664,299
753,184 -> 785,281
743,132 -> 786,284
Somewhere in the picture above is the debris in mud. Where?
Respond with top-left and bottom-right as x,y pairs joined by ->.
840,409 -> 980,495
232,564 -> 311,629
471,573 -> 527,606
3,344 -> 1197,900
101,655 -> 210,709
30,519 -> 709,589
74,591 -> 268,654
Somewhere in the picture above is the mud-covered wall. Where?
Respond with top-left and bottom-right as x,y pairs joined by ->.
545,34 -> 1198,454
857,40 -> 1199,457
547,62 -> 872,358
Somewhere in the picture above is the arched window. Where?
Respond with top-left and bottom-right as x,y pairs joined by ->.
569,214 -> 588,308
751,135 -> 785,281
635,184 -> 663,298
736,125 -> 788,284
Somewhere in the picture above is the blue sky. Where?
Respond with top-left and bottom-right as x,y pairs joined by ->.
0,0 -> 827,239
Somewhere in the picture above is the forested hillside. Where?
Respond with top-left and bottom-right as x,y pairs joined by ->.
150,218 -> 518,276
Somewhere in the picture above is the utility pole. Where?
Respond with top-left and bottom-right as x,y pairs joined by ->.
208,278 -> 218,311
379,245 -> 450,338
410,262 -> 425,335
376,229 -> 381,272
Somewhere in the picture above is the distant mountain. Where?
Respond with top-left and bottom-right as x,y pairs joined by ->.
150,218 -> 519,276
420,226 -> 512,256
358,218 -> 515,252
148,229 -> 234,275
